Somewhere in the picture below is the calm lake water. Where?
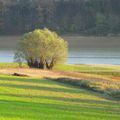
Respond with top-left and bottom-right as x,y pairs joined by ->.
0,36 -> 120,64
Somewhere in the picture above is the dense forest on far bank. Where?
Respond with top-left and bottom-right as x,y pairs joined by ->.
0,0 -> 120,36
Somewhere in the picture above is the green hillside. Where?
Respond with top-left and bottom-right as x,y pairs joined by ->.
0,75 -> 119,120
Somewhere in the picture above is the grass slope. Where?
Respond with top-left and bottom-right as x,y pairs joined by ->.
1,63 -> 120,77
0,75 -> 120,120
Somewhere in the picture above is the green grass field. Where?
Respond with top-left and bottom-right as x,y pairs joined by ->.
0,75 -> 120,120
54,64 -> 120,76
0,62 -> 118,70
0,63 -> 28,69
1,63 -> 120,76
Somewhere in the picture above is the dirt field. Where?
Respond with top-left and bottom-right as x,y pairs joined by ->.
0,67 -> 119,82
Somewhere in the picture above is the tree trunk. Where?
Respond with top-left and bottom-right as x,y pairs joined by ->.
49,60 -> 54,70
45,60 -> 54,70
39,57 -> 45,69
39,62 -> 44,69
27,58 -> 45,69
34,60 -> 39,68
27,59 -> 34,68
45,61 -> 50,69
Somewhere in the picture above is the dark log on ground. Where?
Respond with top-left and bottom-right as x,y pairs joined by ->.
12,73 -> 29,77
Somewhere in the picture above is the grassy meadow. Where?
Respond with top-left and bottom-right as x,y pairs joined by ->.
1,62 -> 120,77
0,63 -> 120,120
0,75 -> 120,120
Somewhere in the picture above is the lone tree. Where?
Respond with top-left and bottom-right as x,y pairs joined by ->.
14,28 -> 68,69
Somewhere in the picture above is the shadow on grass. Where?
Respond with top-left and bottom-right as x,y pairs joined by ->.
0,76 -> 56,84
0,93 -> 115,106
0,76 -> 90,94
48,78 -> 120,100
0,83 -> 83,94
0,98 -> 120,117
0,99 -> 85,112
0,75 -> 119,100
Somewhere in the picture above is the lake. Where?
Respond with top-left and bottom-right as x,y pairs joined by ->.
0,36 -> 120,64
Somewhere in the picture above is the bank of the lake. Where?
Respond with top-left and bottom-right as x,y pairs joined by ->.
0,36 -> 120,64
0,63 -> 120,99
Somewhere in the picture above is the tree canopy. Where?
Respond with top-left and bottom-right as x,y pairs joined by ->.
14,28 -> 68,69
0,0 -> 120,35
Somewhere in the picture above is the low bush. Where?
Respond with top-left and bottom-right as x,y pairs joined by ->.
53,78 -> 120,99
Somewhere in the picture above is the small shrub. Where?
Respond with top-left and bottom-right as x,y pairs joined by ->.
53,78 -> 120,99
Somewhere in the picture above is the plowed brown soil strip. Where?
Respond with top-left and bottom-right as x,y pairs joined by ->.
0,68 -> 119,83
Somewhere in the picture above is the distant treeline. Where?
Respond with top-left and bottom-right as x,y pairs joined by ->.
0,0 -> 120,35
